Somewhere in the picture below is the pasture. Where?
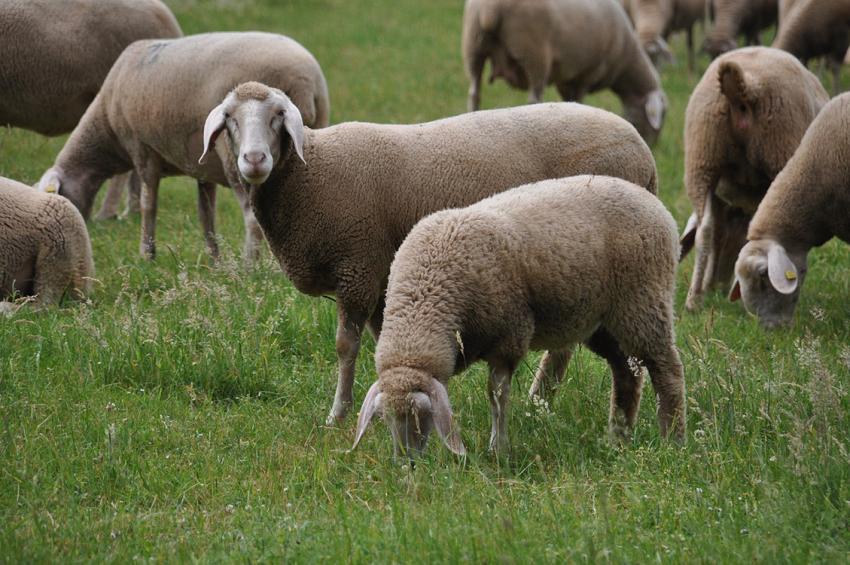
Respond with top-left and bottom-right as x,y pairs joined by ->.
1,0 -> 849,561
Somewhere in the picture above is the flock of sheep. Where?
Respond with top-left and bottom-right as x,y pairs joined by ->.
1,0 -> 848,458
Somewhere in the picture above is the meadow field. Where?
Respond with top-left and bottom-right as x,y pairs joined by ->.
1,0 -> 849,561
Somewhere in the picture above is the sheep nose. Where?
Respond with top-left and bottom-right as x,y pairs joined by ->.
242,151 -> 266,165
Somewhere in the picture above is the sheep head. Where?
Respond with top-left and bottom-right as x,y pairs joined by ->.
36,167 -> 96,220
200,81 -> 305,186
351,371 -> 466,460
730,239 -> 807,329
623,88 -> 667,147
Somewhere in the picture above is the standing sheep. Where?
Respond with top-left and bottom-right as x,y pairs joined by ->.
0,0 -> 184,220
202,83 -> 660,424
350,176 -> 685,457
731,93 -> 850,328
461,0 -> 668,145
704,0 -> 778,57
630,0 -> 709,70
773,0 -> 850,95
37,32 -> 330,262
0,176 -> 94,314
681,47 -> 827,311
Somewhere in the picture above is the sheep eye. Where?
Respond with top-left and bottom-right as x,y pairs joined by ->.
277,110 -> 285,117
224,112 -> 230,119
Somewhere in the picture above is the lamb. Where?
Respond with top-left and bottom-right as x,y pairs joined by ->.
629,0 -> 709,70
704,0 -> 778,57
349,176 -> 685,457
773,0 -> 850,95
680,47 -> 828,311
0,176 -> 94,315
730,93 -> 850,328
461,0 -> 668,146
0,0 -> 183,220
203,83 -> 660,424
37,32 -> 330,262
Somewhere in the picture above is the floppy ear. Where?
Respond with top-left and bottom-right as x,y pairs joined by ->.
350,381 -> 383,451
646,38 -> 675,66
37,169 -> 62,194
729,279 -> 742,302
425,378 -> 466,456
719,61 -> 749,105
645,89 -> 666,131
680,213 -> 699,261
282,95 -> 306,164
767,243 -> 799,294
199,102 -> 227,165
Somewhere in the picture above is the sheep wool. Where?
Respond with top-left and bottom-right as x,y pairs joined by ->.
704,0 -> 778,57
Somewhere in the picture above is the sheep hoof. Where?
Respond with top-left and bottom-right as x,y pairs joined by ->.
608,410 -> 634,445
684,294 -> 702,312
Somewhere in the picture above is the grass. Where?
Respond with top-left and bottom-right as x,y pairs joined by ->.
1,0 -> 849,561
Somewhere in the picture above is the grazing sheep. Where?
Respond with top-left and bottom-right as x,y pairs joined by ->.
731,93 -> 850,328
37,32 -> 330,262
461,0 -> 668,145
350,176 -> 685,457
773,0 -> 850,95
681,47 -> 827,311
704,0 -> 778,57
0,176 -> 94,313
0,0 -> 183,221
630,0 -> 709,70
204,84 -> 660,424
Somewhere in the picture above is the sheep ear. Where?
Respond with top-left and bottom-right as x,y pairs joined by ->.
645,89 -> 666,131
729,279 -> 742,302
767,243 -> 799,294
282,96 -> 306,164
426,378 -> 466,456
200,103 -> 227,165
350,381 -> 383,451
37,169 -> 62,194
719,61 -> 750,106
679,213 -> 698,261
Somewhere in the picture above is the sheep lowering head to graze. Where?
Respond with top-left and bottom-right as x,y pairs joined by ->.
462,0 -> 668,146
0,176 -> 94,315
704,0 -> 778,57
680,47 -> 828,311
730,93 -> 850,328
36,32 -> 329,263
350,176 -> 685,458
205,82 -> 660,425
629,0 -> 708,70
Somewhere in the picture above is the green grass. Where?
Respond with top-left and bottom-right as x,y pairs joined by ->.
2,0 -> 849,561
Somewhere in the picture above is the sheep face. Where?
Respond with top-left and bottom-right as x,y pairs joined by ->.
731,239 -> 807,329
36,168 -> 94,219
351,373 -> 466,459
200,82 -> 305,186
623,89 -> 667,146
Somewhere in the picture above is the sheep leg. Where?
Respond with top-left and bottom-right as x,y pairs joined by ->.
197,181 -> 219,259
643,345 -> 686,442
126,170 -> 141,215
139,168 -> 161,260
686,28 -> 695,74
327,305 -> 369,424
685,195 -> 716,311
95,173 -> 130,221
529,347 -> 573,404
466,53 -> 486,112
487,361 -> 515,454
233,183 -> 264,266
584,328 -> 643,443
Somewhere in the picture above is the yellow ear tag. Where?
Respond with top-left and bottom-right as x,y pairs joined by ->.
785,270 -> 797,281
44,183 -> 57,194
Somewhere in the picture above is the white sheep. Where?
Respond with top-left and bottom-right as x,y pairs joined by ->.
629,0 -> 709,70
0,0 -> 183,221
37,32 -> 330,262
461,0 -> 668,145
0,176 -> 94,314
202,83 -> 660,424
680,47 -> 828,311
350,175 -> 685,457
704,0 -> 778,57
730,93 -> 850,328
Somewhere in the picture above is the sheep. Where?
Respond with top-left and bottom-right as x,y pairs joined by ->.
630,0 -> 709,70
773,0 -> 850,95
461,0 -> 668,146
349,175 -> 685,457
203,83 -> 660,424
0,0 -> 183,221
730,93 -> 850,328
704,0 -> 778,57
0,175 -> 94,314
36,32 -> 330,262
680,47 -> 828,311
